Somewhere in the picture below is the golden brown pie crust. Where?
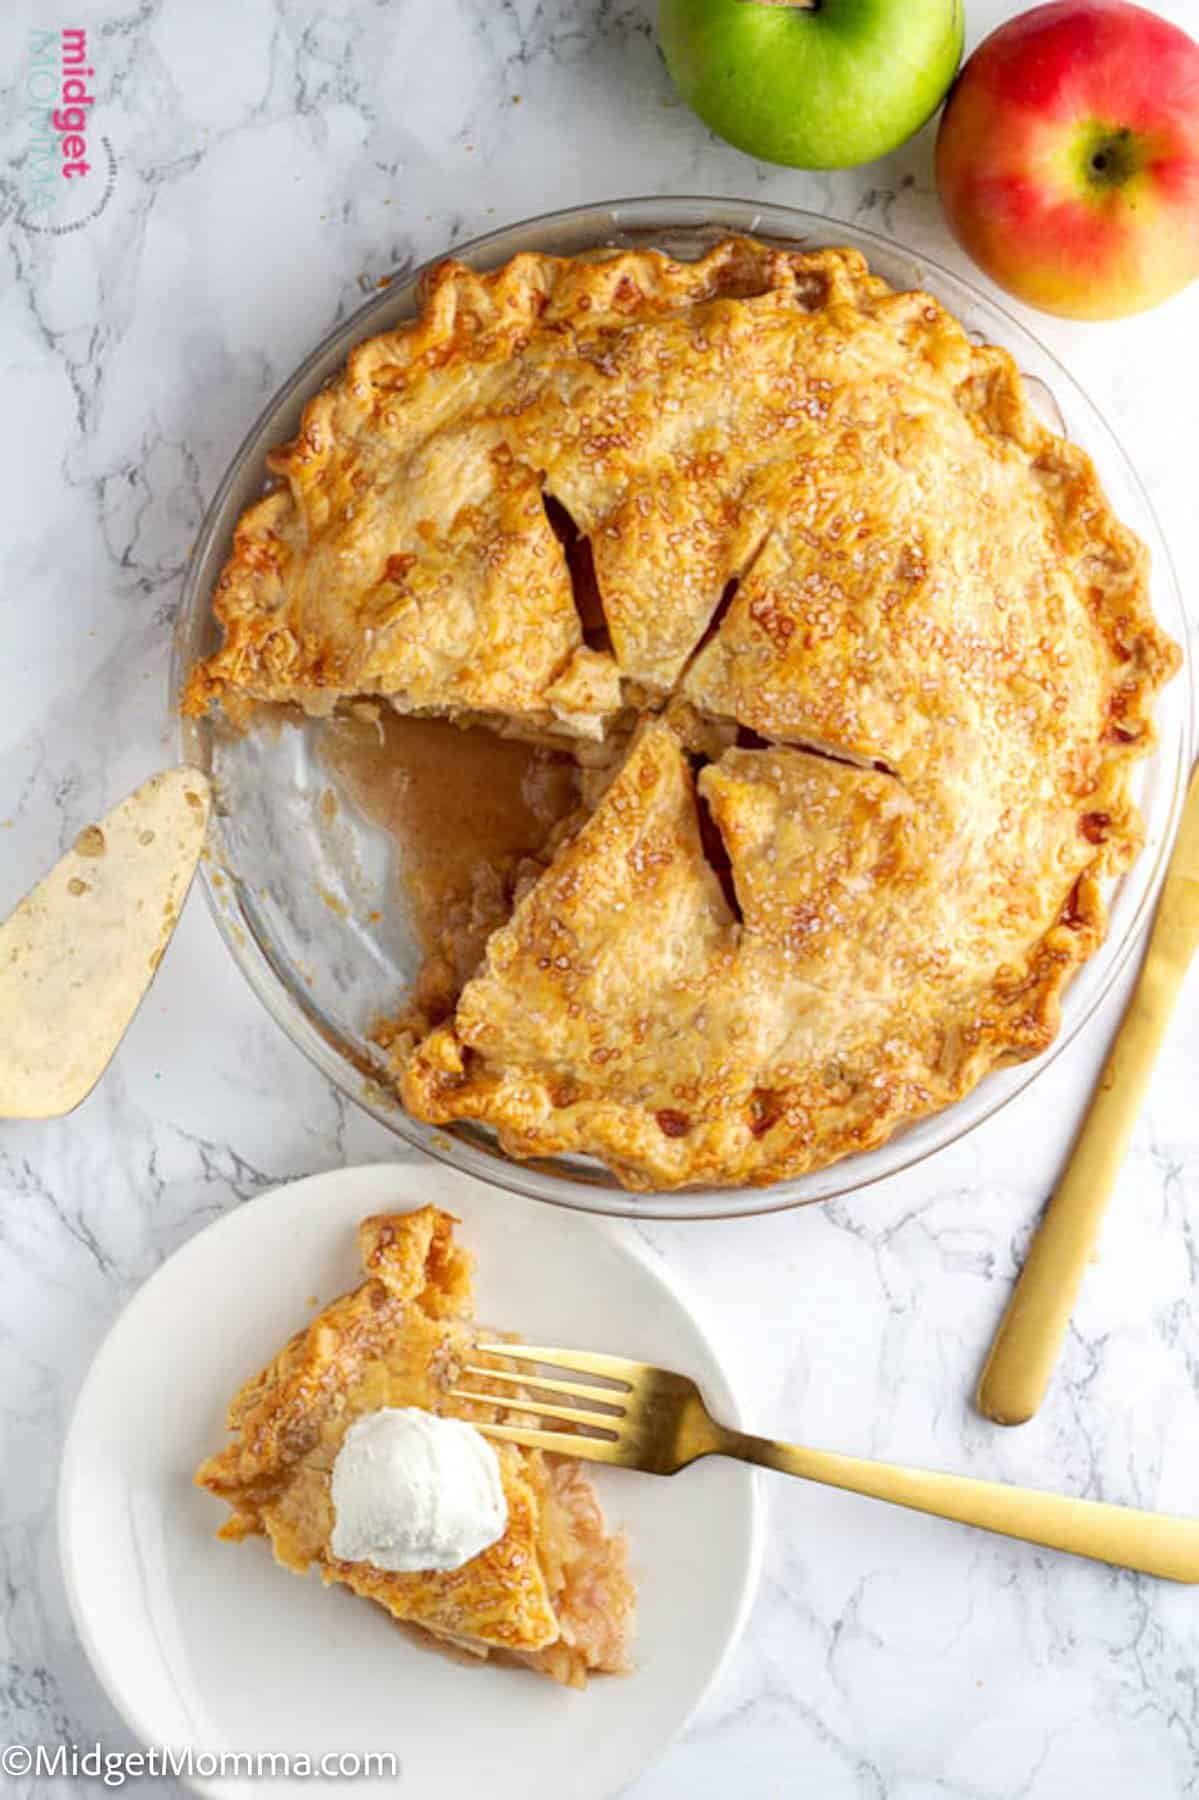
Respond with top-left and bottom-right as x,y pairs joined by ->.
194,1207 -> 635,1685
186,239 -> 1180,1191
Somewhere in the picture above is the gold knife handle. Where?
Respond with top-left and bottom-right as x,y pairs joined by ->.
717,1430 -> 1199,1581
975,819 -> 1199,1427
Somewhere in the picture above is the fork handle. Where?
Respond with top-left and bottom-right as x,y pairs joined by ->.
715,1430 -> 1199,1581
975,823 -> 1199,1427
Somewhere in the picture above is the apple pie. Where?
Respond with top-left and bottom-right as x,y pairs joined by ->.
185,237 -> 1179,1190
195,1205 -> 635,1685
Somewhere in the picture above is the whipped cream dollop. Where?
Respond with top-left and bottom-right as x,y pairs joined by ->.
329,1407 -> 507,1574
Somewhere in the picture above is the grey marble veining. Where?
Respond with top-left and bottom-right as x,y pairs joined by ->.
1,1 -> 1198,1793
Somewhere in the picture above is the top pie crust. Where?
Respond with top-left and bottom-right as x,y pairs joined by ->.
186,238 -> 1180,1191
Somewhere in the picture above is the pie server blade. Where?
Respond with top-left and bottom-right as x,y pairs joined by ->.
0,767 -> 212,1120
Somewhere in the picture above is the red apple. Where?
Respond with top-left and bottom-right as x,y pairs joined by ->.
935,1 -> 1199,319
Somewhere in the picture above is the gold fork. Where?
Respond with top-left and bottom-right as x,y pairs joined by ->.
454,1344 -> 1199,1581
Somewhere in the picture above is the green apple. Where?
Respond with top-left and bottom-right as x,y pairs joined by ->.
658,0 -> 964,170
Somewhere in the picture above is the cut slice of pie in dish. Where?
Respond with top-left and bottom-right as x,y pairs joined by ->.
194,1205 -> 635,1686
401,719 -> 1111,1190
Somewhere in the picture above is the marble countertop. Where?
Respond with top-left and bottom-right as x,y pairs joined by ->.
2,1 -> 1198,1794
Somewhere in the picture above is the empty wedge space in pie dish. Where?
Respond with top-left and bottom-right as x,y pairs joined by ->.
175,200 -> 1192,1217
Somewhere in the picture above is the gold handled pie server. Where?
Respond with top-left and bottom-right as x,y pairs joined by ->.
977,760 -> 1199,1426
0,767 -> 211,1120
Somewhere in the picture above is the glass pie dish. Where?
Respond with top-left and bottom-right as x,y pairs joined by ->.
172,195 -> 1193,1221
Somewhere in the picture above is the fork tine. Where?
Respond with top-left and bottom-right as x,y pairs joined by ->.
450,1388 -> 620,1435
474,1420 -> 632,1464
461,1364 -> 626,1408
475,1343 -> 636,1387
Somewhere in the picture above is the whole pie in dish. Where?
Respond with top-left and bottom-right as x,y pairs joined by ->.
185,237 -> 1180,1191
195,1205 -> 635,1686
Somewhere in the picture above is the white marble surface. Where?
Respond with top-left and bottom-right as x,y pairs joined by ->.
2,1 -> 1198,1794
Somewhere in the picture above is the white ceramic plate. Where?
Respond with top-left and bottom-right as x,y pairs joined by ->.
58,1163 -> 764,1800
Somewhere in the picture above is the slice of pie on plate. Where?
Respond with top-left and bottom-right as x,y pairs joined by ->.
195,1205 -> 635,1686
